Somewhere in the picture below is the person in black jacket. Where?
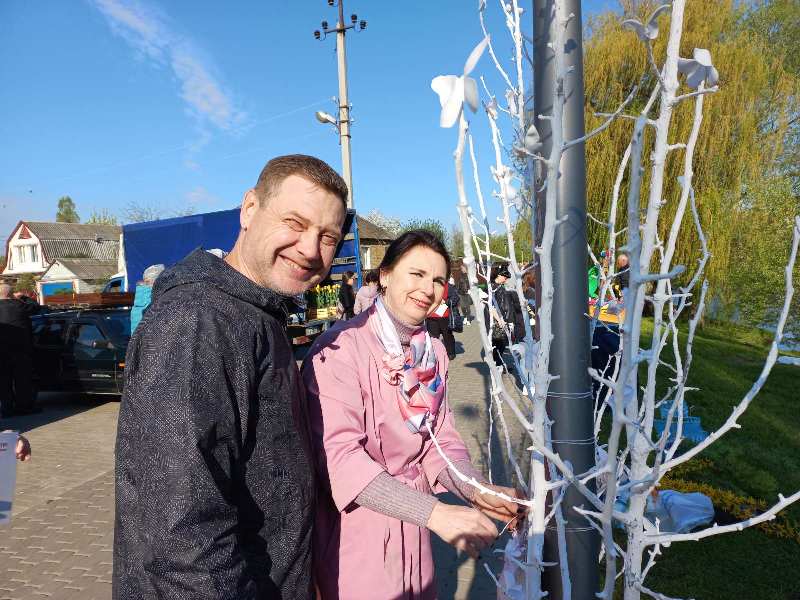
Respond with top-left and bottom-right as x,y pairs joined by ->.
113,154 -> 348,600
338,270 -> 356,320
0,284 -> 41,417
484,266 -> 525,368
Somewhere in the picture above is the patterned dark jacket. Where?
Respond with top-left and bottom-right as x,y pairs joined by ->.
113,249 -> 315,599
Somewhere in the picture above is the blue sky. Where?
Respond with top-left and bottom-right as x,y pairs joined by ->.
0,0 -> 613,240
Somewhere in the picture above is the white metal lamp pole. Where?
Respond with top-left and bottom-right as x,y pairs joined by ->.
314,0 -> 366,209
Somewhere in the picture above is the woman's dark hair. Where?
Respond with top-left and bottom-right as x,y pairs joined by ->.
377,230 -> 452,292
364,269 -> 379,284
343,270 -> 355,283
491,264 -> 511,281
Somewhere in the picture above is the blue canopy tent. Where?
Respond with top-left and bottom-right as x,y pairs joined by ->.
123,208 -> 360,289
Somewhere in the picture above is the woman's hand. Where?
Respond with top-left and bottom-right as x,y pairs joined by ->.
15,435 -> 31,461
471,484 -> 525,524
426,502 -> 498,559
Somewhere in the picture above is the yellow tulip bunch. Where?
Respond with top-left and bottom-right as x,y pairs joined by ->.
307,284 -> 339,308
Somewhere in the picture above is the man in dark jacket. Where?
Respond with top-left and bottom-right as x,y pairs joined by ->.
0,284 -> 40,417
113,155 -> 348,600
337,270 -> 356,320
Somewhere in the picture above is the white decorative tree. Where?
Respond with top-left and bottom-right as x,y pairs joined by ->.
428,1 -> 800,598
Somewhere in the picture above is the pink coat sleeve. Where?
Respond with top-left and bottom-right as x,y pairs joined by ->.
302,330 -> 386,512
420,348 -> 472,493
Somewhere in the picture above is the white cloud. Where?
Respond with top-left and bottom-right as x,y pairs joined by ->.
184,186 -> 221,207
91,0 -> 246,131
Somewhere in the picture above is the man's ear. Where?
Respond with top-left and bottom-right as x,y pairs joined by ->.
240,189 -> 260,230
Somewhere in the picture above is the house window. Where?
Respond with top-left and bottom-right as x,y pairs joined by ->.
14,245 -> 38,264
363,247 -> 372,269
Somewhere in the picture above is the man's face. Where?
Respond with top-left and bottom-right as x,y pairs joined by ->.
235,175 -> 346,296
617,254 -> 629,270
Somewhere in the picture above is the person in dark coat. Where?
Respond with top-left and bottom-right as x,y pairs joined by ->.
0,284 -> 40,417
426,279 -> 459,359
113,154 -> 348,600
483,266 -> 525,368
338,270 -> 356,320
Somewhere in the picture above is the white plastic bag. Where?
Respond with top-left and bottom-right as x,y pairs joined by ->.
497,534 -> 525,600
650,490 -> 714,533
0,431 -> 19,525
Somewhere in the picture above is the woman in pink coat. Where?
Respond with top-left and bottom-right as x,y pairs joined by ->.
303,231 -> 520,600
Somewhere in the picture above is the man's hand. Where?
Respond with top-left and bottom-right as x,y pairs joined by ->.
426,502 -> 498,559
15,436 -> 31,461
471,484 -> 525,523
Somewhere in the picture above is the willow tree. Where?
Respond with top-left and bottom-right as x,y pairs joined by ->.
583,0 -> 798,324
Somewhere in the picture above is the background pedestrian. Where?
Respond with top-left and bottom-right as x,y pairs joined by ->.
338,270 -> 356,320
129,263 -> 164,335
353,269 -> 379,314
0,283 -> 40,417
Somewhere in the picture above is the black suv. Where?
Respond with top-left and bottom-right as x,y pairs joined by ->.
31,308 -> 130,396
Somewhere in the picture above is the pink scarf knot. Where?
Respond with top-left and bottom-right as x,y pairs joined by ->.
381,353 -> 406,385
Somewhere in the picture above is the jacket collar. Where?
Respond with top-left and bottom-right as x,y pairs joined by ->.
153,248 -> 301,317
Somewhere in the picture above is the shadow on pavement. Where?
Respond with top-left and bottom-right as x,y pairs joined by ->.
2,391 -> 118,434
436,357 -> 528,598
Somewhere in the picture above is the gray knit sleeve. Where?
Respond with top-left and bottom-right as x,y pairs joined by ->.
436,460 -> 488,503
354,472 -> 439,528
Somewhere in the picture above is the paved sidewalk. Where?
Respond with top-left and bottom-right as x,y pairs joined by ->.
0,323 -> 527,599
1,396 -> 118,599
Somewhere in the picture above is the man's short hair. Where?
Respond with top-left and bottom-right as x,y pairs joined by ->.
254,154 -> 348,207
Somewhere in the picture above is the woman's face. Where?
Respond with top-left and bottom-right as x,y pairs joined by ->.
380,245 -> 447,325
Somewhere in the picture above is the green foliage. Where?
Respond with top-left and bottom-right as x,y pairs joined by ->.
740,0 -> 800,191
716,177 -> 800,333
476,219 -> 533,264
56,196 -> 80,223
13,273 -> 37,293
449,224 -> 465,259
86,208 -> 119,225
399,218 -> 448,246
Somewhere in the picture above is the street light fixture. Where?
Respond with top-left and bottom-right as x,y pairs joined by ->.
311,0 -> 366,209
315,111 -> 338,127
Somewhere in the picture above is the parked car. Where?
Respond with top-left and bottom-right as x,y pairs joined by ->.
31,308 -> 130,396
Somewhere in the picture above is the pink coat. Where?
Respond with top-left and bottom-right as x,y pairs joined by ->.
302,305 -> 472,600
353,284 -> 379,314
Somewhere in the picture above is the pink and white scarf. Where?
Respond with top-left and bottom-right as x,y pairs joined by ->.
372,297 -> 445,434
